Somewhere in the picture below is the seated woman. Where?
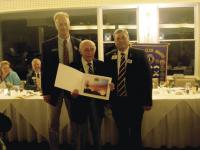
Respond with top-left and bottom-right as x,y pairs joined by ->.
0,60 -> 21,86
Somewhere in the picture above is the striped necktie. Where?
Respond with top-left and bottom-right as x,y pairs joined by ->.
88,63 -> 93,74
63,39 -> 69,65
117,53 -> 127,96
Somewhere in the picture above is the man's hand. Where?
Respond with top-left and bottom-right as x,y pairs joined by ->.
71,89 -> 79,98
109,83 -> 115,91
43,95 -> 51,103
143,106 -> 152,111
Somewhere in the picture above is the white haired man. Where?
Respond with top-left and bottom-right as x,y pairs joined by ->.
25,58 -> 41,91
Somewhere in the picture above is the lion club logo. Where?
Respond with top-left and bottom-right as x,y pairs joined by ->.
147,54 -> 155,64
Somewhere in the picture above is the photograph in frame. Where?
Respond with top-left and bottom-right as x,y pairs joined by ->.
81,74 -> 112,100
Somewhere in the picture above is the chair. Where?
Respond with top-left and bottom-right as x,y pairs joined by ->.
152,78 -> 159,88
0,113 -> 12,150
174,77 -> 196,87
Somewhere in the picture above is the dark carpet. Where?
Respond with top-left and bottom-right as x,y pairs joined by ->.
5,141 -> 200,150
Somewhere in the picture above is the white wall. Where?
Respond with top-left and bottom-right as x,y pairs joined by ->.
0,0 -> 199,13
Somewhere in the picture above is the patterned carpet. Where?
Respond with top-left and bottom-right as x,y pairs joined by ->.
6,142 -> 200,150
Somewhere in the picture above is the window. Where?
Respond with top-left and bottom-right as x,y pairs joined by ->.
0,9 -> 98,79
2,19 -> 39,79
159,6 -> 195,75
103,8 -> 137,54
0,4 -> 198,79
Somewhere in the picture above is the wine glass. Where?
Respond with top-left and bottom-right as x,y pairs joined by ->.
19,81 -> 25,92
13,85 -> 20,94
185,82 -> 192,94
159,81 -> 165,88
5,82 -> 13,96
5,82 -> 13,89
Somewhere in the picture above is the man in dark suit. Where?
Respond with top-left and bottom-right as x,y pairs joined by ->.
105,29 -> 152,150
70,40 -> 107,150
41,11 -> 81,150
25,58 -> 41,91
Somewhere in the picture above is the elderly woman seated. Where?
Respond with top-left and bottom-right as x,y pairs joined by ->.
0,60 -> 21,86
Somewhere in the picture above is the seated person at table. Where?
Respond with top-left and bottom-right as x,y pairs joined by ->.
25,58 -> 41,91
0,60 -> 21,86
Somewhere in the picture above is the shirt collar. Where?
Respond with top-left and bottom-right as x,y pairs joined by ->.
34,71 -> 41,74
58,35 -> 71,44
81,57 -> 93,66
118,47 -> 129,56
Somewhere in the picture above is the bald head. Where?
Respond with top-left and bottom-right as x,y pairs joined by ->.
31,58 -> 41,73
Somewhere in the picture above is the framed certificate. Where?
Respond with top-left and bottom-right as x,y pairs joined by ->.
55,63 -> 112,100
81,74 -> 111,100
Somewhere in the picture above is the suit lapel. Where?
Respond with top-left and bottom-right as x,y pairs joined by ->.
126,48 -> 134,73
50,37 -> 59,63
111,50 -> 118,77
32,71 -> 36,77
78,61 -> 85,73
93,59 -> 98,74
71,37 -> 79,61
109,50 -> 118,82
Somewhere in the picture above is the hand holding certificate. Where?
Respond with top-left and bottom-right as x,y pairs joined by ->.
55,63 -> 112,100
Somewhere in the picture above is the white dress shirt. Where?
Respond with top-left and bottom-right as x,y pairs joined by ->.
81,57 -> 93,74
117,47 -> 129,74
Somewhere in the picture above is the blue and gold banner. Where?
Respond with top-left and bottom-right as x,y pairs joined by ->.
131,43 -> 169,82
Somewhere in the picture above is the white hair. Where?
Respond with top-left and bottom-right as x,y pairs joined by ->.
53,11 -> 69,22
31,58 -> 41,66
79,40 -> 96,53
53,11 -> 70,29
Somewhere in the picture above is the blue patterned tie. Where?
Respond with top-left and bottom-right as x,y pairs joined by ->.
117,53 -> 127,96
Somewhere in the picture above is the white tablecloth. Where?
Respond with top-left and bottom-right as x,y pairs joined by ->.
1,89 -> 200,148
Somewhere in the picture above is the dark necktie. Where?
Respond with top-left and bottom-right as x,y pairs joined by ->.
117,53 -> 127,96
88,63 -> 93,74
63,39 -> 69,65
36,73 -> 39,78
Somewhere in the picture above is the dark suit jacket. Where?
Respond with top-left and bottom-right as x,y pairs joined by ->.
105,48 -> 152,108
41,36 -> 81,106
69,59 -> 106,124
24,70 -> 38,90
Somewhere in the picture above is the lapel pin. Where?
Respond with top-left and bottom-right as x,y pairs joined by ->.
51,48 -> 58,52
111,55 -> 117,60
127,59 -> 133,64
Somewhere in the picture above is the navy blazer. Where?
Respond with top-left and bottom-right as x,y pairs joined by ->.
41,36 -> 81,105
105,48 -> 152,107
69,59 -> 107,124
